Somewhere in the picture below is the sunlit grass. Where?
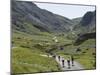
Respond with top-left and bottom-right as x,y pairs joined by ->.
12,47 -> 60,74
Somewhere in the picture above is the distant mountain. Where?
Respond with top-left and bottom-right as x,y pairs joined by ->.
11,0 -> 96,37
81,11 -> 95,25
11,0 -> 74,35
72,17 -> 82,25
73,10 -> 96,34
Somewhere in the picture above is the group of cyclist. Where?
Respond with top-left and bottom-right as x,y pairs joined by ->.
53,55 -> 74,69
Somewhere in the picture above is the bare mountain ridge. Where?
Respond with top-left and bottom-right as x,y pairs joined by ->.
73,10 -> 96,34
12,1 -> 74,34
12,0 -> 96,35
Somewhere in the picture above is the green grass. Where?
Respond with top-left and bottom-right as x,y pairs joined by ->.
12,31 -> 66,74
12,29 -> 96,73
12,47 -> 60,74
75,39 -> 96,69
74,47 -> 96,69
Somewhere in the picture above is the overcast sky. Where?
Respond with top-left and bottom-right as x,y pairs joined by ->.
34,2 -> 95,19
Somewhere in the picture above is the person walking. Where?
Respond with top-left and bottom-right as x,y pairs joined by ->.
62,59 -> 65,68
53,55 -> 56,59
58,56 -> 60,61
71,55 -> 74,66
67,58 -> 71,69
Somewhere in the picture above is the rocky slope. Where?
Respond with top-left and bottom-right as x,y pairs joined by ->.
73,10 -> 96,34
11,0 -> 96,42
11,0 -> 74,34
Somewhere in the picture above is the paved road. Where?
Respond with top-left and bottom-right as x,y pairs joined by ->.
55,56 -> 84,71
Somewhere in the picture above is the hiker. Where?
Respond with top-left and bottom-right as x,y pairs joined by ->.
71,55 -> 74,66
58,56 -> 60,61
53,54 -> 56,59
67,59 -> 70,69
76,48 -> 81,52
50,53 -> 53,56
60,46 -> 64,50
62,59 -> 65,68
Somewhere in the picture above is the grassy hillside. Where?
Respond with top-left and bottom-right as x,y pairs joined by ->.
12,47 -> 60,74
12,29 -> 96,73
55,39 -> 96,69
12,30 -> 73,74
12,31 -> 61,74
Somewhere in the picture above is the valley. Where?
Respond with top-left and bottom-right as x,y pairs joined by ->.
11,0 -> 96,74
